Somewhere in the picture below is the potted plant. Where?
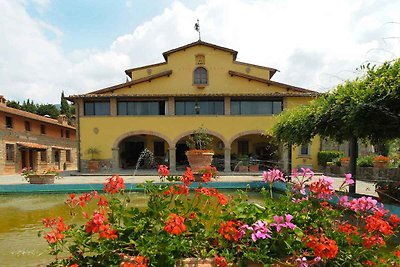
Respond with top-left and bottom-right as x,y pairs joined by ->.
20,167 -> 60,184
86,147 -> 100,173
375,180 -> 400,203
185,127 -> 214,172
340,157 -> 350,168
373,155 -> 390,168
237,154 -> 249,172
249,156 -> 260,172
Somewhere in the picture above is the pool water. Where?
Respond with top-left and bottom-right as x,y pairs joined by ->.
0,193 -> 149,267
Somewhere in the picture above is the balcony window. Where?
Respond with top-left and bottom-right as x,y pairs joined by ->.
175,100 -> 224,115
84,102 -> 110,116
117,101 -> 165,115
231,100 -> 282,115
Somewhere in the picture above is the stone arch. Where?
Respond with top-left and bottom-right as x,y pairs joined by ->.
228,130 -> 267,146
112,130 -> 173,149
172,129 -> 228,148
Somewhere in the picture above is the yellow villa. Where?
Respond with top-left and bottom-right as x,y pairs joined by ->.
67,40 -> 320,173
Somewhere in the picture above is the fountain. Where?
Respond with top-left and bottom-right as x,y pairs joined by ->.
133,148 -> 156,176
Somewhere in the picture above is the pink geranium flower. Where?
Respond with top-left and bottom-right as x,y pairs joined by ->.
345,173 -> 354,185
263,169 -> 285,183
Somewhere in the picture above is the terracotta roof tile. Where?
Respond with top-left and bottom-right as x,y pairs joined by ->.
162,40 -> 238,61
0,105 -> 75,130
17,142 -> 47,150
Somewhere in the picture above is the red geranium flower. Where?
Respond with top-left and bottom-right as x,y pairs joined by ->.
215,255 -> 228,267
164,213 -> 187,235
181,167 -> 195,186
219,220 -> 241,242
157,165 -> 169,177
104,174 -> 126,194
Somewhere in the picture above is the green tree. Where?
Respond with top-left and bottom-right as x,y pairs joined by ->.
60,91 -> 70,117
273,58 -> 400,193
36,104 -> 60,119
21,99 -> 37,113
6,100 -> 21,109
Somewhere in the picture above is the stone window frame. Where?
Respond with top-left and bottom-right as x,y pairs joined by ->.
40,124 -> 46,135
24,121 -> 31,132
5,116 -> 13,129
40,150 -> 47,162
299,143 -> 310,156
193,67 -> 208,86
66,150 -> 72,162
5,143 -> 15,161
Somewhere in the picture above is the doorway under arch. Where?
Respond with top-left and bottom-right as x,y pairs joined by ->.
118,134 -> 169,170
230,133 -> 280,171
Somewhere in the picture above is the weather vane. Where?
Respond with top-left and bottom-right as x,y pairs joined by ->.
194,19 -> 201,40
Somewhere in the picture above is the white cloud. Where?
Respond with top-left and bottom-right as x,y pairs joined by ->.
1,0 -> 400,104
125,0 -> 133,8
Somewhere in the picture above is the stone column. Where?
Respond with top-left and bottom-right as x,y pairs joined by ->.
112,147 -> 119,171
224,147 -> 231,172
168,97 -> 175,115
110,98 -> 117,116
168,147 -> 176,172
77,99 -> 84,117
224,96 -> 230,115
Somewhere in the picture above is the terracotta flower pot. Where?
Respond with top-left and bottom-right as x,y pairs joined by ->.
27,174 -> 55,184
373,161 -> 388,168
238,165 -> 249,172
185,150 -> 214,172
88,160 -> 100,173
249,164 -> 259,172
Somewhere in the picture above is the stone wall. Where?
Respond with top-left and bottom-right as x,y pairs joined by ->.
81,159 -> 113,173
0,130 -> 78,174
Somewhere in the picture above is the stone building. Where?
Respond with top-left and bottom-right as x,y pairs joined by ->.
0,96 -> 77,175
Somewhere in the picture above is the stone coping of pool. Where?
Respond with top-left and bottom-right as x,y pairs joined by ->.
1,180 -> 399,216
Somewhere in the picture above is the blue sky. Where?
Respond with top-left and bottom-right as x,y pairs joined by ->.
26,0 -> 204,52
1,0 -> 400,103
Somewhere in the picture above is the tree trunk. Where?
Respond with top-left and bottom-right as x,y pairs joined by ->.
287,144 -> 292,174
348,135 -> 358,194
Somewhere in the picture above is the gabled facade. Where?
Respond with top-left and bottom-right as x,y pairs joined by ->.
67,41 -> 320,173
0,96 -> 77,175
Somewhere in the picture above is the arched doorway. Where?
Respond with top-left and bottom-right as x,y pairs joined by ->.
174,134 -> 226,171
118,135 -> 169,170
230,133 -> 279,171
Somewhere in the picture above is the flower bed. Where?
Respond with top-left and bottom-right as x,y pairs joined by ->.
41,167 -> 400,266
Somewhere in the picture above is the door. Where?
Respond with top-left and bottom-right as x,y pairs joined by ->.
125,141 -> 145,168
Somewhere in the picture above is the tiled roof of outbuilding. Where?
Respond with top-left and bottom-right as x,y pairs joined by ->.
0,105 -> 75,130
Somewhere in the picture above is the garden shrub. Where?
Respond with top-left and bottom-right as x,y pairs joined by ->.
357,155 -> 374,167
318,150 -> 344,167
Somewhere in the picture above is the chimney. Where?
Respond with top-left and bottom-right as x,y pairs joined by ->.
57,114 -> 68,125
70,115 -> 77,127
0,95 -> 6,106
